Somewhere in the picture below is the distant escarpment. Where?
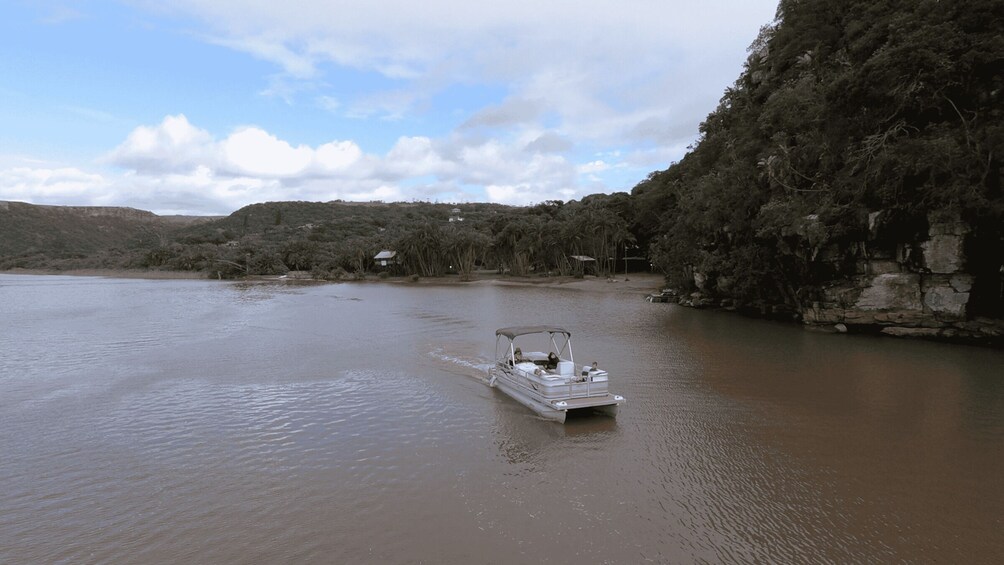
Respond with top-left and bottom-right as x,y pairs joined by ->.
633,0 -> 1003,344
0,201 -> 217,270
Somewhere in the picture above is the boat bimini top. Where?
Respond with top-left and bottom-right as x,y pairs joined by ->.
494,326 -> 574,366
495,326 -> 570,339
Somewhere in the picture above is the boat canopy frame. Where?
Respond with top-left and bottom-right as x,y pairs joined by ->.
494,326 -> 574,366
496,325 -> 570,339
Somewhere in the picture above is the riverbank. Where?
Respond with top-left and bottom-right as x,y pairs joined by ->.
0,268 -> 667,296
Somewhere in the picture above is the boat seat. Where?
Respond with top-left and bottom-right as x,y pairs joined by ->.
515,362 -> 538,373
557,360 -> 574,376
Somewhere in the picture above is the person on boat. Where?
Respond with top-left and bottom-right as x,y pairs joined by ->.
546,352 -> 559,370
514,347 -> 524,363
581,361 -> 599,378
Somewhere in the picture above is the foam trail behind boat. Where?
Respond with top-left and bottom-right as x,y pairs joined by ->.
428,347 -> 493,383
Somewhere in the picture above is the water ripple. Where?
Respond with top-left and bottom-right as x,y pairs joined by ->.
2,275 -> 1002,563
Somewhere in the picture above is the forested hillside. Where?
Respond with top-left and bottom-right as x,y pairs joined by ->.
633,0 -> 1003,338
0,201 -> 214,270
0,197 -> 640,281
147,197 -> 639,279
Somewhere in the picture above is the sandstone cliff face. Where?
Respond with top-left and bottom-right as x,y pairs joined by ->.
0,201 -> 219,223
804,214 -> 1000,341
0,201 -> 158,221
680,211 -> 1003,343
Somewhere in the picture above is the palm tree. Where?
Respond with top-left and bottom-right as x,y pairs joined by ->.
446,226 -> 490,281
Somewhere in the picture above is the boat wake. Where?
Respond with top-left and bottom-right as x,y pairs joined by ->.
428,347 -> 493,383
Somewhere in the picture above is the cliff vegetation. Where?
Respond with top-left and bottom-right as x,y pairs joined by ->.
632,0 -> 1003,341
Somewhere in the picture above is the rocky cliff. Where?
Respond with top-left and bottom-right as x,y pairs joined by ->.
0,201 -> 218,223
679,211 -> 1003,344
634,1 -> 1004,347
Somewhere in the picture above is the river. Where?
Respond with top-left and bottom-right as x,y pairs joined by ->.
1,274 -> 1002,563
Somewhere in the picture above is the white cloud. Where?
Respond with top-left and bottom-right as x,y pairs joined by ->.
314,141 -> 363,173
382,136 -> 455,179
154,0 -> 777,143
524,132 -> 572,154
578,160 -> 611,174
105,114 -> 215,173
0,167 -> 107,203
462,97 -> 546,129
221,127 -> 313,177
210,35 -> 318,79
106,115 -> 366,181
81,114 -> 616,212
344,184 -> 405,202
484,184 -> 539,206
9,1 -> 783,214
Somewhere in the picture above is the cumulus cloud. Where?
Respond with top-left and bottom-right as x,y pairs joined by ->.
381,136 -> 456,179
73,114 -> 612,213
105,114 -> 215,173
106,114 -> 365,180
314,141 -> 364,173
485,184 -> 540,206
220,127 -> 313,177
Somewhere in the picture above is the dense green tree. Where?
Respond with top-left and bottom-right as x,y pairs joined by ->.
280,239 -> 318,271
445,226 -> 490,281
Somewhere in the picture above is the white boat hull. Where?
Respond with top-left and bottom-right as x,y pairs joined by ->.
489,366 -> 624,423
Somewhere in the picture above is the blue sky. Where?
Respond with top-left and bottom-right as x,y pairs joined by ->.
0,0 -> 779,215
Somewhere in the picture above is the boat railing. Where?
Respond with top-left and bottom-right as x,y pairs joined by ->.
568,379 -> 584,398
567,376 -> 595,399
499,363 -> 607,399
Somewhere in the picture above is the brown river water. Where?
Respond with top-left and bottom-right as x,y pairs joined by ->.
1,274 -> 1002,563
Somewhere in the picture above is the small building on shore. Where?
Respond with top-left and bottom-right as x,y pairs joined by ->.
374,250 -> 398,267
569,255 -> 597,276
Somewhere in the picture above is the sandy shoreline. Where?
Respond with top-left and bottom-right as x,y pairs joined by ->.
1,268 -> 667,295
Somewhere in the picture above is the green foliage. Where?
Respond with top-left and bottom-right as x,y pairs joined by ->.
1,196 -> 651,280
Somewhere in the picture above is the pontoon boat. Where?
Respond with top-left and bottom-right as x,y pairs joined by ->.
488,326 -> 624,423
